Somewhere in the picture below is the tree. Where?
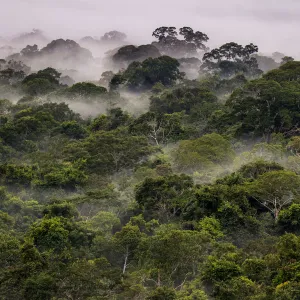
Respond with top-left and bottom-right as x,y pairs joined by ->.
11,28 -> 48,47
21,44 -> 39,58
281,56 -> 294,65
176,279 -> 208,300
38,39 -> 93,68
253,54 -> 279,72
29,216 -> 93,254
0,67 -> 27,85
149,85 -> 217,115
86,211 -> 120,236
248,170 -> 300,221
22,67 -> 62,96
179,27 -> 209,50
129,112 -> 185,145
276,233 -> 300,260
66,128 -> 153,175
23,78 -> 56,96
59,82 -> 107,101
111,56 -> 183,91
0,102 -> 80,148
274,282 -> 300,300
152,27 -> 178,41
287,136 -> 300,156
99,70 -> 115,87
0,233 -> 21,268
213,276 -> 258,300
90,108 -> 131,132
5,59 -> 31,73
152,26 -> 209,57
135,174 -> 194,221
112,44 -> 161,65
34,161 -> 88,190
278,204 -> 300,231
238,160 -> 284,180
29,217 -> 70,253
144,229 -> 211,285
56,258 -> 121,299
23,273 -> 57,300
23,67 -> 61,85
0,233 -> 23,298
264,61 -> 300,83
54,120 -> 87,139
113,224 -> 143,273
172,133 -> 235,173
43,200 -> 79,219
146,287 -> 176,300
225,78 -> 300,141
201,42 -> 261,78
101,30 -> 127,42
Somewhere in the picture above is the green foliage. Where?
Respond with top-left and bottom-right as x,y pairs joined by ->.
71,127 -> 153,175
59,82 -> 107,101
135,174 -> 194,221
0,164 -> 37,186
264,61 -> 300,82
90,108 -> 131,131
213,276 -> 258,300
276,233 -> 300,260
24,273 -> 57,300
201,42 -> 262,78
22,67 -> 61,96
147,286 -> 176,300
112,224 -> 143,273
238,159 -> 284,180
29,217 -> 70,253
173,133 -> 235,173
112,44 -> 161,64
55,120 -> 87,139
274,281 -> 300,300
203,258 -> 242,282
248,170 -> 300,221
35,162 -> 88,189
198,216 -> 223,238
242,258 -> 268,282
150,85 -> 217,115
278,204 -> 300,231
111,56 -> 182,91
152,26 -> 209,57
2,29 -> 300,300
43,200 -> 79,219
86,211 -> 120,235
129,111 -> 186,145
176,280 -> 208,300
144,229 -> 211,282
0,211 -> 14,231
29,216 -> 93,253
0,233 -> 21,268
224,78 -> 300,140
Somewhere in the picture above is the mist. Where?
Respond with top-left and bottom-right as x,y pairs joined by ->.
1,0 -> 300,56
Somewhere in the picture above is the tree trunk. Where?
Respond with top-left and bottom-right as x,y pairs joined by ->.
157,269 -> 161,287
274,209 -> 279,223
123,246 -> 129,274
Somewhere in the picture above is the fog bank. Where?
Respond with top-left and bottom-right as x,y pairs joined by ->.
1,0 -> 300,56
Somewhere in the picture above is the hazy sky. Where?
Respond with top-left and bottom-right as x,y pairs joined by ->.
1,0 -> 300,55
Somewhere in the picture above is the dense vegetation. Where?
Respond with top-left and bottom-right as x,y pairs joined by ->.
1,27 -> 300,299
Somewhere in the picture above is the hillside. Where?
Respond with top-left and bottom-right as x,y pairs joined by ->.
0,26 -> 300,299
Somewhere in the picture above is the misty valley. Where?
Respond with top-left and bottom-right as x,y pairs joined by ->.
1,26 -> 300,300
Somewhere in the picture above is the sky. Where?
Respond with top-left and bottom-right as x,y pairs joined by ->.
1,0 -> 300,55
